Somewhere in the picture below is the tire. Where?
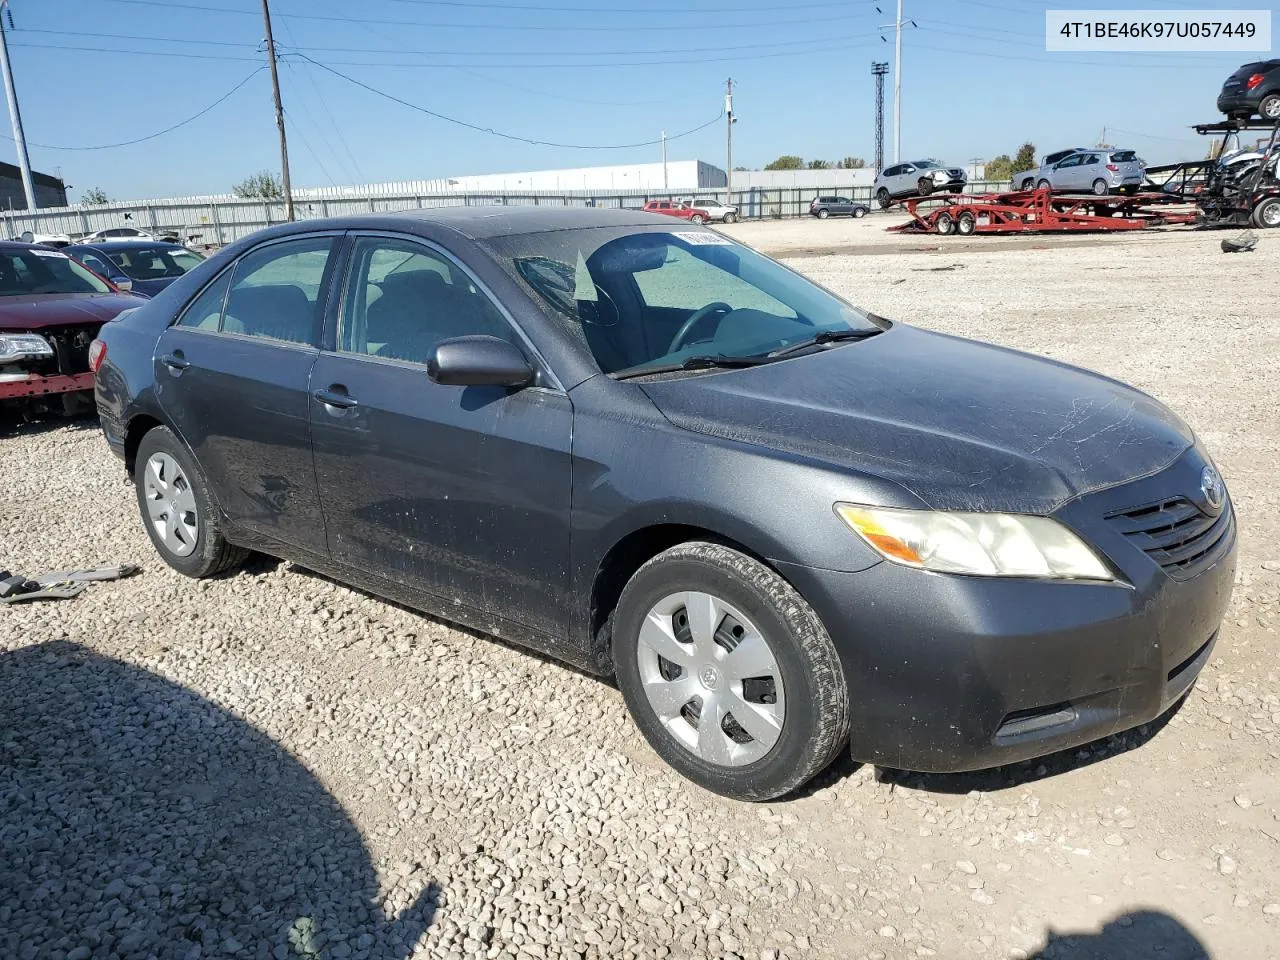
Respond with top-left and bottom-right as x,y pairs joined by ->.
853,207 -> 867,218
876,188 -> 891,210
612,541 -> 850,801
1253,197 -> 1280,229
1091,178 -> 1109,197
1037,179 -> 1052,191
134,426 -> 248,579
817,208 -> 830,219
690,214 -> 705,225
723,211 -> 737,224
1019,178 -> 1034,191
917,178 -> 934,197
956,211 -> 977,235
1260,93 -> 1280,121
934,212 -> 955,236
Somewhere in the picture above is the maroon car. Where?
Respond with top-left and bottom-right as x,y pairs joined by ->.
0,241 -> 144,415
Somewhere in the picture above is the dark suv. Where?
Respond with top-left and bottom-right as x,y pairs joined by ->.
1218,60 -> 1280,121
808,196 -> 870,219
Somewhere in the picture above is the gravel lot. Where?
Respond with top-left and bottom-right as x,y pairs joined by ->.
3,220 -> 1279,960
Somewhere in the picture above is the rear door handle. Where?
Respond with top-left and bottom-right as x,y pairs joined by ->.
313,388 -> 358,410
160,352 -> 189,372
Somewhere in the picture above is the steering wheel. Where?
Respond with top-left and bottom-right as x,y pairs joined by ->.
668,302 -> 732,354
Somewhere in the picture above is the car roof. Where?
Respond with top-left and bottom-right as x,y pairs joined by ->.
68,239 -> 183,250
382,205 -> 668,239
0,240 -> 58,252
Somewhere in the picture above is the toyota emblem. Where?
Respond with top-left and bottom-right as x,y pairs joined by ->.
1200,465 -> 1225,511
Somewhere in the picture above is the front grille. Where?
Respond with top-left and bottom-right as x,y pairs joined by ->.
31,325 -> 94,376
1106,497 -> 1233,580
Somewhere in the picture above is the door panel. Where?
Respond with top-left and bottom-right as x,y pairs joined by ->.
154,235 -> 339,556
310,234 -> 572,636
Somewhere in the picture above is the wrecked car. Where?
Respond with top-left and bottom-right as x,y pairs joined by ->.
92,208 -> 1236,800
0,241 -> 145,416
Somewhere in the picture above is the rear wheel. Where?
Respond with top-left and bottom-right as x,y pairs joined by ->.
1260,93 -> 1280,121
816,208 -> 830,219
876,188 -> 892,210
612,541 -> 850,801
957,211 -> 977,235
1252,196 -> 1280,228
1091,178 -> 1109,196
134,426 -> 248,579
935,212 -> 955,235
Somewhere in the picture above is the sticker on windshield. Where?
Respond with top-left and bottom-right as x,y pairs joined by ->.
29,248 -> 68,258
573,250 -> 598,302
671,231 -> 732,246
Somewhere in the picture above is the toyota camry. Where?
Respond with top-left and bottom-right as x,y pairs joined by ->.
91,208 -> 1235,800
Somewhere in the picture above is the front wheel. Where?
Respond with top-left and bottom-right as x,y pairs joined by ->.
917,178 -> 934,196
1037,179 -> 1052,191
690,214 -> 705,225
612,542 -> 850,801
853,207 -> 867,218
876,188 -> 891,210
1253,196 -> 1280,228
1091,178 -> 1109,196
722,211 -> 737,224
134,426 -> 248,579
1260,93 -> 1280,121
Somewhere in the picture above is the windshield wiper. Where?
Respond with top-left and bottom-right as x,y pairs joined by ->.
612,354 -> 772,380
766,328 -> 882,359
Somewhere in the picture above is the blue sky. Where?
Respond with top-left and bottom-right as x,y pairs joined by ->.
4,0 -> 1273,201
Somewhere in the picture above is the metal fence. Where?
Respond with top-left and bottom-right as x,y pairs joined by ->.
5,182 -> 1013,247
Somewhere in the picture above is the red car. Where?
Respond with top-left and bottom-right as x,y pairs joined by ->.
0,242 -> 145,415
642,200 -> 710,224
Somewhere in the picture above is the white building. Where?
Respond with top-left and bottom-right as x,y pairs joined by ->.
730,169 -> 877,190
438,160 -> 726,192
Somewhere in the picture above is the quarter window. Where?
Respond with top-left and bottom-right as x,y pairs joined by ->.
177,269 -> 232,331
338,237 -> 513,365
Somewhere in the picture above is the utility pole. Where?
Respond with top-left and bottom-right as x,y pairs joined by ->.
878,1 -> 913,163
0,1 -> 35,211
661,131 -> 668,191
725,78 -> 735,204
871,62 -> 888,174
260,0 -> 294,221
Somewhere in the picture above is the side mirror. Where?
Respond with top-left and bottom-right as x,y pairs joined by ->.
427,335 -> 535,388
113,277 -> 133,292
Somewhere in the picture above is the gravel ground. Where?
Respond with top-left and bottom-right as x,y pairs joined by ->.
3,222 -> 1279,960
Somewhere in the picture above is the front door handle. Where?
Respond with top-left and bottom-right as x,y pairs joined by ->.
160,351 -> 189,372
313,387 -> 358,410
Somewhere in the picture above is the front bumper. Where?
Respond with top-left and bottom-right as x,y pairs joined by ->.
775,453 -> 1237,773
0,371 -> 95,401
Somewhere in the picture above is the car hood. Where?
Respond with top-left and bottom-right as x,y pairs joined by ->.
0,292 -> 145,330
639,325 -> 1194,514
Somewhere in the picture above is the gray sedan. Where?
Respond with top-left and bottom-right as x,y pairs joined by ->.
93,207 -> 1234,800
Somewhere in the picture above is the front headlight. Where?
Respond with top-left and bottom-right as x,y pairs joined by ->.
835,503 -> 1113,580
0,333 -> 54,365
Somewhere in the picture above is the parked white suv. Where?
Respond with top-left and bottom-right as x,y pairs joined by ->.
684,197 -> 739,223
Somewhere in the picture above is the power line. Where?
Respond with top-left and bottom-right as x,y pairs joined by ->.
380,0 -> 856,11
277,18 -> 366,183
9,40 -> 264,62
288,51 -> 723,150
96,0 -> 872,32
282,107 -> 337,187
0,68 -> 265,149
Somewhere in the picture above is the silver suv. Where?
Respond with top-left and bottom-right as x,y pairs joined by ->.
873,160 -> 967,208
1032,149 -> 1146,196
684,197 -> 739,223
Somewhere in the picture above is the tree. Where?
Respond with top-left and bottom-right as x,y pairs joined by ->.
984,155 -> 1014,182
732,165 -> 749,171
81,187 -> 109,205
1012,142 -> 1038,173
807,159 -> 831,170
232,171 -> 284,199
837,157 -> 866,169
763,155 -> 804,171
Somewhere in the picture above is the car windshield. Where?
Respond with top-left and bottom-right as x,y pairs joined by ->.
913,160 -> 943,169
0,248 -> 112,296
485,226 -> 881,377
105,246 -> 204,280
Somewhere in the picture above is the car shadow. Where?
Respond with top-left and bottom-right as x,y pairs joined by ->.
0,409 -> 99,439
876,697 -> 1184,796
0,640 -> 437,958
1029,909 -> 1210,959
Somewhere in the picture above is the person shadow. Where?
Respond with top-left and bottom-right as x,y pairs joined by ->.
0,641 -> 436,959
1030,910 -> 1211,959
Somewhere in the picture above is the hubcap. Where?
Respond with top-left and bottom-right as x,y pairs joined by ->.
1264,100 -> 1280,119
143,452 -> 199,558
636,591 -> 786,767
